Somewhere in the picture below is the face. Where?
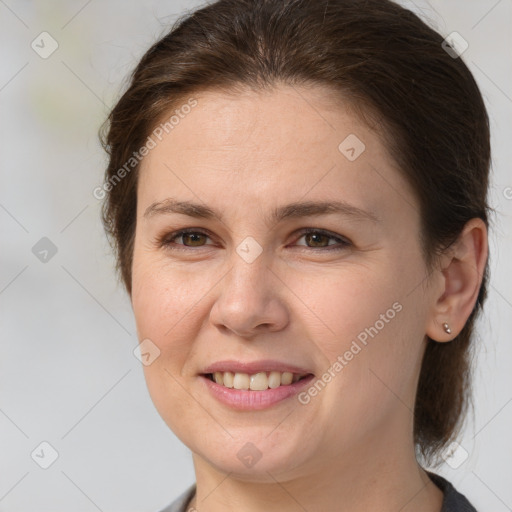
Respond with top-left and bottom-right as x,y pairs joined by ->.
131,85 -> 436,481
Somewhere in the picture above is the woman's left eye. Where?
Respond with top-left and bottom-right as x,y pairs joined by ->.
158,228 -> 350,251
294,229 -> 350,250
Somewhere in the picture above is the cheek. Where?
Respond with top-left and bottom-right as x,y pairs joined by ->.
131,254 -> 208,348
131,256 -> 205,433
292,263 -> 399,357
298,257 -> 425,409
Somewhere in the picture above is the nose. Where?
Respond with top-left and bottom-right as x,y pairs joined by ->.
209,254 -> 290,339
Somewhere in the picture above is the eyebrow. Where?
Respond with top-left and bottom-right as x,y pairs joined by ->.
143,198 -> 380,225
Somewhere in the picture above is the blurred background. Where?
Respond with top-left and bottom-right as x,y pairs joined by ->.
0,1 -> 511,510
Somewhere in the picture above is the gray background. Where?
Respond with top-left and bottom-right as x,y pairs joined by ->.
0,1 -> 511,510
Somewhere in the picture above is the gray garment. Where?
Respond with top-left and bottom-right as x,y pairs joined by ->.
157,483 -> 196,512
427,472 -> 478,512
156,472 -> 477,512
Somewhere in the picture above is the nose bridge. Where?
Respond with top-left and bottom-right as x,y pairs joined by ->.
224,246 -> 273,313
228,246 -> 270,297
210,244 -> 289,337
224,228 -> 271,290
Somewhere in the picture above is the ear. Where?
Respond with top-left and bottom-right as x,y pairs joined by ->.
426,218 -> 488,342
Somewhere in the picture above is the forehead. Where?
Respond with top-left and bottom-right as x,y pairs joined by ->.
137,85 -> 415,225
150,85 -> 360,158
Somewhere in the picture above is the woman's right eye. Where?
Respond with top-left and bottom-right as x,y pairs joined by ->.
159,229 -> 213,249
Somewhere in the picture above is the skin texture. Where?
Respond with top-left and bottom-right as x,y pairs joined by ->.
131,85 -> 487,512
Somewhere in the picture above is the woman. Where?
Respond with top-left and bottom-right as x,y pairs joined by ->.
99,0 -> 490,510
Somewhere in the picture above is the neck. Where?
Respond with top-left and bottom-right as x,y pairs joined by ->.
189,425 -> 443,512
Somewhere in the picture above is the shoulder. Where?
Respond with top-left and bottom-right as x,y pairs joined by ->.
427,472 -> 478,512
156,483 -> 196,512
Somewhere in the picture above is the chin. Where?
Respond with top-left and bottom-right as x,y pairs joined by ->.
189,430 -> 316,482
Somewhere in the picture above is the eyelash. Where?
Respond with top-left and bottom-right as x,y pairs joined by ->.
157,228 -> 351,252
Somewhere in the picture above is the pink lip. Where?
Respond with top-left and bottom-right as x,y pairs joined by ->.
201,359 -> 313,375
200,374 -> 315,411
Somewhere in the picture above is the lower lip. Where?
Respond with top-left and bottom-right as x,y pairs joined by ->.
200,374 -> 315,411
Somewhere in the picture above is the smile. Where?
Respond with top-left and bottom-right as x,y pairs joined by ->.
200,371 -> 315,410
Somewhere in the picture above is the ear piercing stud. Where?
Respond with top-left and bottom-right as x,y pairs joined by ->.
443,322 -> 451,334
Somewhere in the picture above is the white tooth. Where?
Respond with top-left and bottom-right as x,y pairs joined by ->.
219,371 -> 300,389
250,372 -> 269,390
281,372 -> 293,386
268,371 -> 282,389
233,372 -> 250,390
223,371 -> 234,388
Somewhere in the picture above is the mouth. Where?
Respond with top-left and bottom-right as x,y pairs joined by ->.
201,371 -> 314,391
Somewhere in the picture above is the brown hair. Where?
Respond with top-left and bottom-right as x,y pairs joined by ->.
99,0 -> 491,465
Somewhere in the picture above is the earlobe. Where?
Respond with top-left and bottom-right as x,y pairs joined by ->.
426,218 -> 488,343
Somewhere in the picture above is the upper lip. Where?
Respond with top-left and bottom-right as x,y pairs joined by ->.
201,359 -> 314,376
